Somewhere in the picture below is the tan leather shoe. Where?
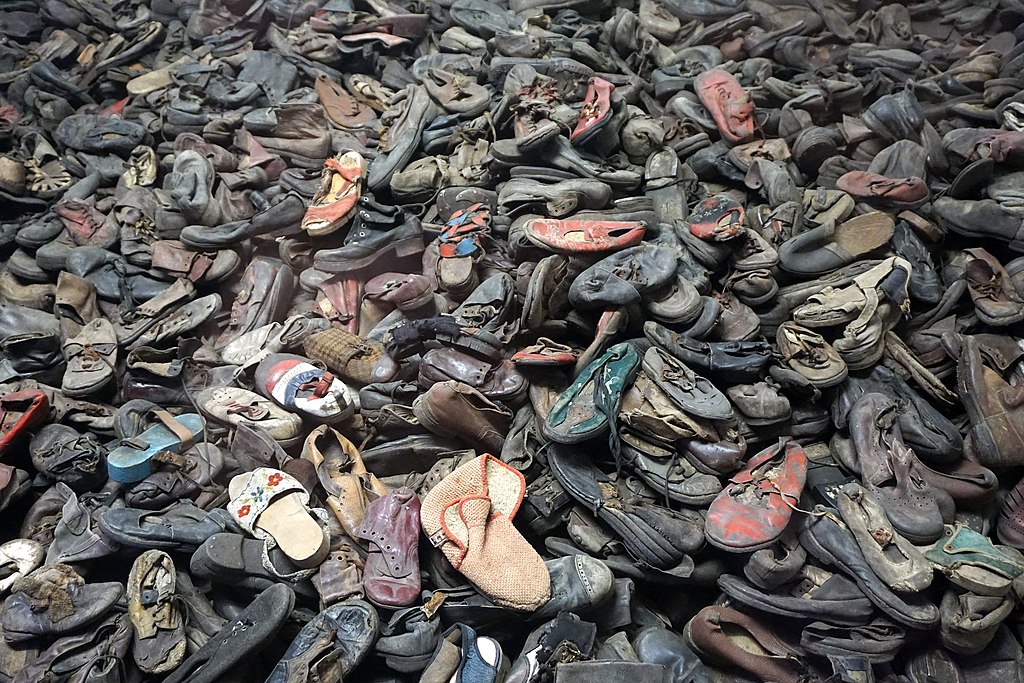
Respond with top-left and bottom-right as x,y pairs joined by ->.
302,425 -> 387,538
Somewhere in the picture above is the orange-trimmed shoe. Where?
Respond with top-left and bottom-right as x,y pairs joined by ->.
302,151 -> 366,236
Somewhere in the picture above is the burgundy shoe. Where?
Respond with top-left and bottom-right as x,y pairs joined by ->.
354,487 -> 422,607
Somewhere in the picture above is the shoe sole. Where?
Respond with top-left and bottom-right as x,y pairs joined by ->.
316,236 -> 424,272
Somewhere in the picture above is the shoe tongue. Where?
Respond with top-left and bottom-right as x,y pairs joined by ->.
962,592 -> 1006,617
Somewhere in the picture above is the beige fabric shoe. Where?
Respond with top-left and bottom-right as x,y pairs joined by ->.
420,454 -> 551,610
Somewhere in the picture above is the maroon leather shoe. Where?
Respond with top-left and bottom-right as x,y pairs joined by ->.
354,487 -> 422,607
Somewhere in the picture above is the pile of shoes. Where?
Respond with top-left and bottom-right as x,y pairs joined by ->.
4,0 -> 1024,680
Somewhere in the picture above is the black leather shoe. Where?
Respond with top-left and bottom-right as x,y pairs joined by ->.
644,320 -> 771,381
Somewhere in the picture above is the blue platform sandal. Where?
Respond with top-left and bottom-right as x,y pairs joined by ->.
107,410 -> 205,483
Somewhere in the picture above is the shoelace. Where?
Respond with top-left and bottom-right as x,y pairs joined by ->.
795,341 -> 830,368
73,344 -> 110,369
781,329 -> 829,368
610,260 -> 647,285
224,401 -> 269,420
661,366 -> 698,392
578,98 -> 602,125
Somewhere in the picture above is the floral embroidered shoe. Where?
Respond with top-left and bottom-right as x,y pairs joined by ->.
228,467 -> 330,569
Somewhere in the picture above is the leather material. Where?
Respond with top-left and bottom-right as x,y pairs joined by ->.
216,256 -> 295,350
163,584 -> 296,683
413,381 -> 512,455
549,444 -> 704,570
848,392 -> 952,544
98,501 -> 229,551
834,365 -> 961,463
800,511 -> 940,629
353,487 -> 422,607
419,347 -> 526,401
265,600 -> 378,683
1,567 -> 124,643
959,335 -> 1024,469
645,320 -> 772,382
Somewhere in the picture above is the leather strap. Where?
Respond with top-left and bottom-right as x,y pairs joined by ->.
186,252 -> 214,282
152,409 -> 196,451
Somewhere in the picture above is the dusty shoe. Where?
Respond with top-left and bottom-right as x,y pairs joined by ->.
61,318 -> 117,397
963,248 -> 1024,326
127,550 -> 186,674
302,151 -> 366,237
776,321 -> 848,388
197,387 -> 303,448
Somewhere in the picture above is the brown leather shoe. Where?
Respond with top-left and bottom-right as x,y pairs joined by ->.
685,605 -> 817,683
215,256 -> 296,350
418,347 -> 527,402
150,240 -> 240,284
958,335 -> 1024,469
963,248 -> 1024,326
0,270 -> 55,311
776,321 -> 848,388
412,380 -> 512,454
302,424 -> 388,539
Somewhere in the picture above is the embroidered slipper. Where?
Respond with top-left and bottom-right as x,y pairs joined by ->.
107,411 -> 205,484
228,467 -> 330,569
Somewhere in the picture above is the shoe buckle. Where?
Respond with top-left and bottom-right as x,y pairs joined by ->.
427,527 -> 449,548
